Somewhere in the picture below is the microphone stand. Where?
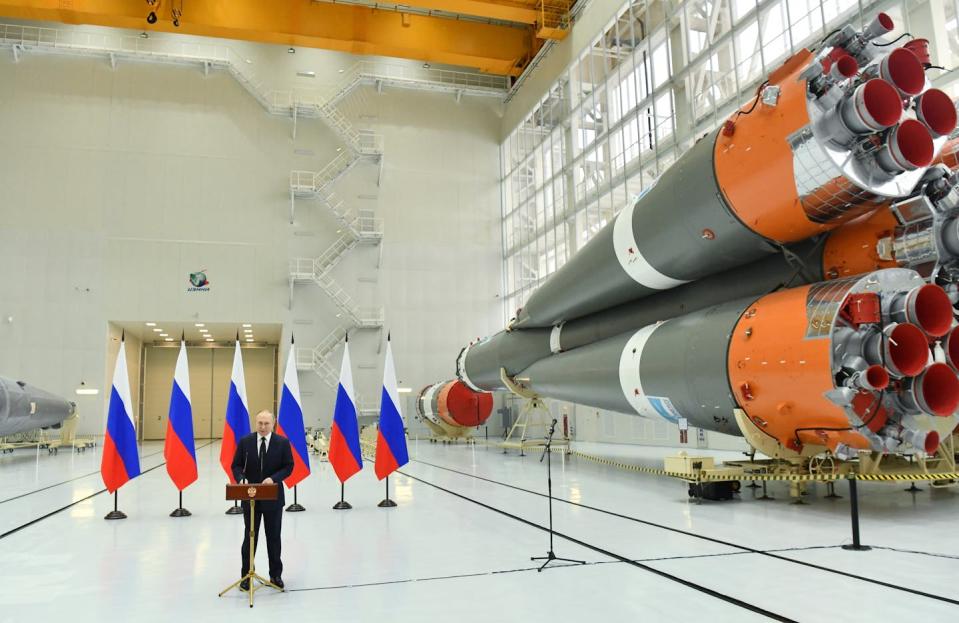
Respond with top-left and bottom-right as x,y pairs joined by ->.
531,419 -> 584,572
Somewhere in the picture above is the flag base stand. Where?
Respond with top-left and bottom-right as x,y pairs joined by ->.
378,476 -> 397,507
226,501 -> 244,515
170,491 -> 191,517
104,492 -> 127,520
332,482 -> 351,510
285,485 -> 305,512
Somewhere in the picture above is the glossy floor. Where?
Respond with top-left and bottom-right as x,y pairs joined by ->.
0,438 -> 957,622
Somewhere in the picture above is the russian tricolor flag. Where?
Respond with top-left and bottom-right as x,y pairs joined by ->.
276,335 -> 311,487
329,336 -> 363,482
164,338 -> 197,491
219,338 -> 250,482
101,336 -> 141,493
375,334 -> 409,480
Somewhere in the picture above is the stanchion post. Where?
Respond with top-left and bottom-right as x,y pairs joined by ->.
841,476 -> 871,551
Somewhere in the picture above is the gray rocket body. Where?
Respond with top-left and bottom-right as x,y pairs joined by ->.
512,131 -> 773,329
460,241 -> 824,392
0,376 -> 76,437
519,300 -> 749,436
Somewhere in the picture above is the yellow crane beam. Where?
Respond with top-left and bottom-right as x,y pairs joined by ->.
0,0 -> 537,75
374,0 -> 540,25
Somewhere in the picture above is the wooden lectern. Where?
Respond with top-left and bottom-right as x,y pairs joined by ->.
218,483 -> 283,608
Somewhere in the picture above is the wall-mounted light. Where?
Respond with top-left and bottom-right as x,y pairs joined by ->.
397,387 -> 412,394
423,63 -> 431,69
75,381 -> 100,396
288,47 -> 296,54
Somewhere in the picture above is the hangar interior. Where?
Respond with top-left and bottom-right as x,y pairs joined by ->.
1,0 -> 958,620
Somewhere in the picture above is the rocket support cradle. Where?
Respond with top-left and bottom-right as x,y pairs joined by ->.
457,14 -> 959,459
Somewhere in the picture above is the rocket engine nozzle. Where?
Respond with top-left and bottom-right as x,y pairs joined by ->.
890,283 -> 954,337
865,322 -> 929,377
864,364 -> 891,390
879,47 -> 926,97
882,426 -> 941,454
829,55 -> 859,80
944,326 -> 959,371
862,12 -> 895,41
876,119 -> 934,173
914,88 -> 958,138
837,78 -> 901,137
900,362 -> 959,416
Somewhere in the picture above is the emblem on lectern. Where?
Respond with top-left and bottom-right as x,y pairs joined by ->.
247,487 -> 256,498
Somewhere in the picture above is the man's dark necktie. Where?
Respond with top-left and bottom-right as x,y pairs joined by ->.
259,437 -> 266,478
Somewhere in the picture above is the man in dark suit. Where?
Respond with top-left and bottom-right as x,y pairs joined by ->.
231,410 -> 295,591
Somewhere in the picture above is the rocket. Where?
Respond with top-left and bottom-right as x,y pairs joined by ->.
457,13 -> 959,458
0,376 -> 76,437
416,380 -> 493,436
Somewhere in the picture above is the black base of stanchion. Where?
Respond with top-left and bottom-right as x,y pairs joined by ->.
841,543 -> 872,551
286,503 -> 306,512
226,505 -> 244,515
904,483 -> 923,492
104,510 -> 127,520
377,498 -> 397,508
531,550 -> 586,573
332,500 -> 352,510
170,507 -> 192,517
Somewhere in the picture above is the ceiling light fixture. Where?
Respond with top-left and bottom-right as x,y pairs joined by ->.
153,328 -> 162,332
165,338 -> 174,342
242,324 -> 252,328
246,338 -> 254,342
195,323 -> 205,327
145,322 -> 156,327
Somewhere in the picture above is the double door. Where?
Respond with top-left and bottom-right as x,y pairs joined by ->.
141,345 -> 277,440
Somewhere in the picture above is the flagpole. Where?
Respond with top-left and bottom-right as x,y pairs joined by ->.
333,482 -> 352,510
170,489 -> 191,517
286,485 -> 305,512
104,490 -> 127,520
378,475 -> 397,508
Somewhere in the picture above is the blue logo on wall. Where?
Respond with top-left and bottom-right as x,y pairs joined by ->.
188,270 -> 210,292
